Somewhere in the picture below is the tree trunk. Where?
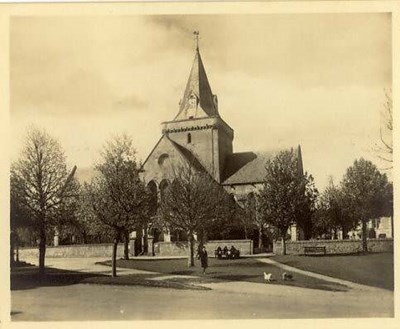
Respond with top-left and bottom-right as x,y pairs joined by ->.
244,227 -> 248,240
362,219 -> 368,252
282,236 -> 287,256
135,229 -> 143,256
38,226 -> 46,275
16,244 -> 19,262
258,227 -> 263,251
143,225 -> 148,254
341,226 -> 347,240
188,233 -> 195,267
391,215 -> 394,238
82,232 -> 88,244
112,232 -> 120,277
123,229 -> 130,260
10,233 -> 15,267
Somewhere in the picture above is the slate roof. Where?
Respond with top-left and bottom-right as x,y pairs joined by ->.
221,151 -> 277,185
222,147 -> 301,185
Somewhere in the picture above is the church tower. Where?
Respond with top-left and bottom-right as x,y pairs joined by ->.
161,36 -> 234,182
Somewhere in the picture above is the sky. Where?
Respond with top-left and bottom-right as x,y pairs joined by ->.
10,13 -> 392,190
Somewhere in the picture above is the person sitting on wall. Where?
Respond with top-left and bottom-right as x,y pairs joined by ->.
223,245 -> 228,256
215,246 -> 222,259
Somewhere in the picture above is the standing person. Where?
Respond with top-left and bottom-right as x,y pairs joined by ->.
198,245 -> 208,275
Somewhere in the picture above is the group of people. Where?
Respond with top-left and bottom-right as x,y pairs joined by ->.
196,244 -> 241,275
215,245 -> 240,259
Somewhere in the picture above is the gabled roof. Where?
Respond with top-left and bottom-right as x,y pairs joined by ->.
167,137 -> 207,173
222,146 -> 302,185
174,49 -> 218,120
222,151 -> 278,185
141,136 -> 164,168
141,134 -> 207,174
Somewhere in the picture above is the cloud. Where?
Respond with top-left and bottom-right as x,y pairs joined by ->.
10,14 -> 392,190
114,94 -> 149,112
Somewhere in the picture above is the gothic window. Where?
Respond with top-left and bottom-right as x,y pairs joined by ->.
147,181 -> 158,217
187,133 -> 192,144
246,193 -> 257,219
159,180 -> 169,202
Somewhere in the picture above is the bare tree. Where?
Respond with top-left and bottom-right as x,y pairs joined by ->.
241,192 -> 266,250
375,91 -> 393,168
10,172 -> 32,265
160,162 -> 229,267
73,182 -> 114,244
11,127 -> 77,274
88,134 -> 148,277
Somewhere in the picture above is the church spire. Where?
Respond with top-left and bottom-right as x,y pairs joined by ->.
194,30 -> 199,51
174,32 -> 219,121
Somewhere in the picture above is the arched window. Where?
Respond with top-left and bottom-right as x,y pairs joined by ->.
187,133 -> 192,144
147,181 -> 158,217
246,192 -> 257,219
159,179 -> 169,202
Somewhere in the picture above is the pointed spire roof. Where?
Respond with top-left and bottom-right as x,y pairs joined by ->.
174,48 -> 219,120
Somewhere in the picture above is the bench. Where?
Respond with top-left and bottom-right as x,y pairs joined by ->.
304,246 -> 326,256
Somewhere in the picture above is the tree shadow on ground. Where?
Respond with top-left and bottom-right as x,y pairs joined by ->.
11,265 -> 105,291
105,258 -> 349,292
213,274 -> 260,281
170,270 -> 197,275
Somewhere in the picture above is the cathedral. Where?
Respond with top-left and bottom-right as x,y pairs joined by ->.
139,41 -> 303,247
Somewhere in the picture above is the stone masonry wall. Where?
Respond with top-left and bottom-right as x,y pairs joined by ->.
154,239 -> 253,257
273,238 -> 393,255
19,243 -> 125,259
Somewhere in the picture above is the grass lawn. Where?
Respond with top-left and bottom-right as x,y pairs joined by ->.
99,257 -> 348,292
272,252 -> 394,290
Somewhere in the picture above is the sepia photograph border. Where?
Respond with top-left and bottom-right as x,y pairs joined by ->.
0,1 -> 399,329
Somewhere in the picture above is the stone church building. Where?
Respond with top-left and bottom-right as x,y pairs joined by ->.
138,44 -> 303,249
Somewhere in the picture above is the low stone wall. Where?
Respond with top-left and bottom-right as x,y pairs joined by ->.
19,243 -> 125,260
273,238 -> 393,255
154,239 -> 253,257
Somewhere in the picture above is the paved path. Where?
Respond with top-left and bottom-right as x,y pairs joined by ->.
22,256 -> 156,276
11,278 -> 393,320
12,256 -> 394,320
257,258 -> 388,292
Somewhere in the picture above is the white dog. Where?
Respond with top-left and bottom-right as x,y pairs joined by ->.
282,272 -> 293,281
263,272 -> 273,282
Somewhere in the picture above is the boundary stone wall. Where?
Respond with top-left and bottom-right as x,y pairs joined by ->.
273,238 -> 393,255
19,243 -> 125,259
19,240 -> 253,259
154,239 -> 253,257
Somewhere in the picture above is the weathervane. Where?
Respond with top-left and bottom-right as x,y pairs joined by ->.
193,31 -> 199,51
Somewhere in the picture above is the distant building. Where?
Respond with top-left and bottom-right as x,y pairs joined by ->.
137,43 -> 303,252
345,217 -> 393,240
